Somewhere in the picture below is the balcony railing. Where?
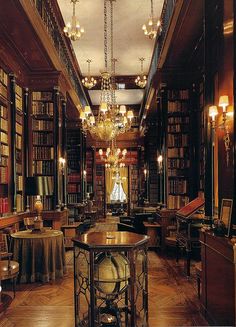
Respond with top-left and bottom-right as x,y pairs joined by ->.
140,0 -> 176,117
31,0 -> 88,106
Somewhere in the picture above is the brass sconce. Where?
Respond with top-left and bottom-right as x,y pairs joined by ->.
209,96 -> 233,167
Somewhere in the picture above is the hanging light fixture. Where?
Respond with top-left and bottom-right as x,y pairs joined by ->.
135,58 -> 147,89
63,0 -> 85,41
142,0 -> 162,40
80,0 -> 134,141
98,139 -> 127,169
82,60 -> 97,89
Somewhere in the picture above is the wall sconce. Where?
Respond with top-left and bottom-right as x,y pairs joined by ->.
157,155 -> 163,173
59,157 -> 66,171
209,96 -> 233,167
144,168 -> 147,181
83,170 -> 87,178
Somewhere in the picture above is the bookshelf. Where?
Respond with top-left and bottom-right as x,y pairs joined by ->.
66,128 -> 82,206
31,91 -> 55,211
0,67 -> 9,215
15,83 -> 24,212
167,89 -> 190,209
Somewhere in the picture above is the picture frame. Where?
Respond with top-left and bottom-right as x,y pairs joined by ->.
220,199 -> 233,237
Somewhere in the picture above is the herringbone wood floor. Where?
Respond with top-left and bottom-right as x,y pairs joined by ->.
0,250 -> 208,327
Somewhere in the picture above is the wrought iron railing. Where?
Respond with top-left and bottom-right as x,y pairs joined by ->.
140,0 -> 177,117
31,0 -> 88,106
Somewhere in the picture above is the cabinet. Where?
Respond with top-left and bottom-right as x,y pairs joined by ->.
200,231 -> 236,326
143,221 -> 161,248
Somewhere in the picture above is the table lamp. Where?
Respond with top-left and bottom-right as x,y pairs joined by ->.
25,176 -> 53,230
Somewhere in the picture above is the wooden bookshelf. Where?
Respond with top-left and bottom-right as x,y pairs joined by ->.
0,67 -> 9,215
15,83 -> 24,212
66,128 -> 82,207
30,91 -> 55,211
167,89 -> 190,209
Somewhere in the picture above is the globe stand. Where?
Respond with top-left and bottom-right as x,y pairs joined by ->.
73,231 -> 149,327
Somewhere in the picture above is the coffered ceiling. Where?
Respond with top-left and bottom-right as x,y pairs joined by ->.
57,0 -> 164,106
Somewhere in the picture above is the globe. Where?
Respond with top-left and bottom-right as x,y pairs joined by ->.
94,252 -> 130,295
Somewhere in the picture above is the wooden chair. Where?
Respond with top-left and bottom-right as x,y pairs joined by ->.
0,232 -> 19,298
165,225 -> 177,248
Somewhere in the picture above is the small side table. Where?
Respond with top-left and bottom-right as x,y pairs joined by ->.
143,222 -> 161,249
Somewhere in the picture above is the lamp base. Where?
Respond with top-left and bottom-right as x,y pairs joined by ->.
34,218 -> 43,231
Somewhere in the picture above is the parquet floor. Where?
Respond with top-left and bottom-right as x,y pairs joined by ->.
0,250 -> 208,327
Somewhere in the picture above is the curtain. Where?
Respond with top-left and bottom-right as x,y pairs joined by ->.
105,169 -> 116,203
120,167 -> 128,198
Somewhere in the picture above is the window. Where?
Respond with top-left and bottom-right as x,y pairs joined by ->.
110,181 -> 127,202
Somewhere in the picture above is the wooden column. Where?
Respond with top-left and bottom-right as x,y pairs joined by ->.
53,86 -> 60,210
24,88 -> 30,211
61,99 -> 67,208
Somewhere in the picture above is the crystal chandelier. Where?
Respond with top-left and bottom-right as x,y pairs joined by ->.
142,0 -> 161,40
63,0 -> 84,41
98,139 -> 127,169
80,0 -> 134,141
135,58 -> 147,88
82,60 -> 97,89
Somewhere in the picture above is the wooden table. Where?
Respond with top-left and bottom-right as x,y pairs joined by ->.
11,229 -> 66,283
143,222 -> 161,249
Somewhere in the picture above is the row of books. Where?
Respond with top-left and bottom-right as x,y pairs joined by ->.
0,131 -> 8,144
0,144 -> 9,156
168,134 -> 188,147
68,184 -> 80,193
16,149 -> 22,162
16,122 -> 23,135
168,101 -> 189,113
15,84 -> 22,97
68,173 -> 80,183
33,146 -> 54,160
168,179 -> 188,194
33,132 -> 53,145
32,120 -> 53,131
32,91 -> 52,101
16,134 -> 22,149
168,195 -> 189,210
167,147 -> 189,158
16,194 -> 23,212
0,119 -> 8,132
68,194 -> 80,204
168,124 -> 189,133
168,158 -> 190,169
16,111 -> 23,124
16,175 -> 23,191
0,156 -> 8,166
0,105 -> 7,119
33,161 -> 54,175
0,69 -> 8,86
15,93 -> 23,111
16,163 -> 22,174
0,197 -> 8,214
32,101 -> 54,116
68,162 -> 80,170
168,116 -> 190,124
0,166 -> 8,183
168,89 -> 189,100
0,83 -> 7,99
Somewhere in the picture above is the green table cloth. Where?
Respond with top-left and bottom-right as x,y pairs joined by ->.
11,229 -> 66,283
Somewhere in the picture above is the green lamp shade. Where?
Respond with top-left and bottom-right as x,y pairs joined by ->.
25,176 -> 53,196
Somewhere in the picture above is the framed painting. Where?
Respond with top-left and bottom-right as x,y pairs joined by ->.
220,199 -> 233,237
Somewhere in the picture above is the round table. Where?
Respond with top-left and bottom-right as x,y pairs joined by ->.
11,229 -> 66,283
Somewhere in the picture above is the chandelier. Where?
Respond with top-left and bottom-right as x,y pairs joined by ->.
82,59 -> 97,89
63,0 -> 84,41
135,58 -> 147,88
80,0 -> 134,141
98,139 -> 127,169
142,0 -> 161,40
